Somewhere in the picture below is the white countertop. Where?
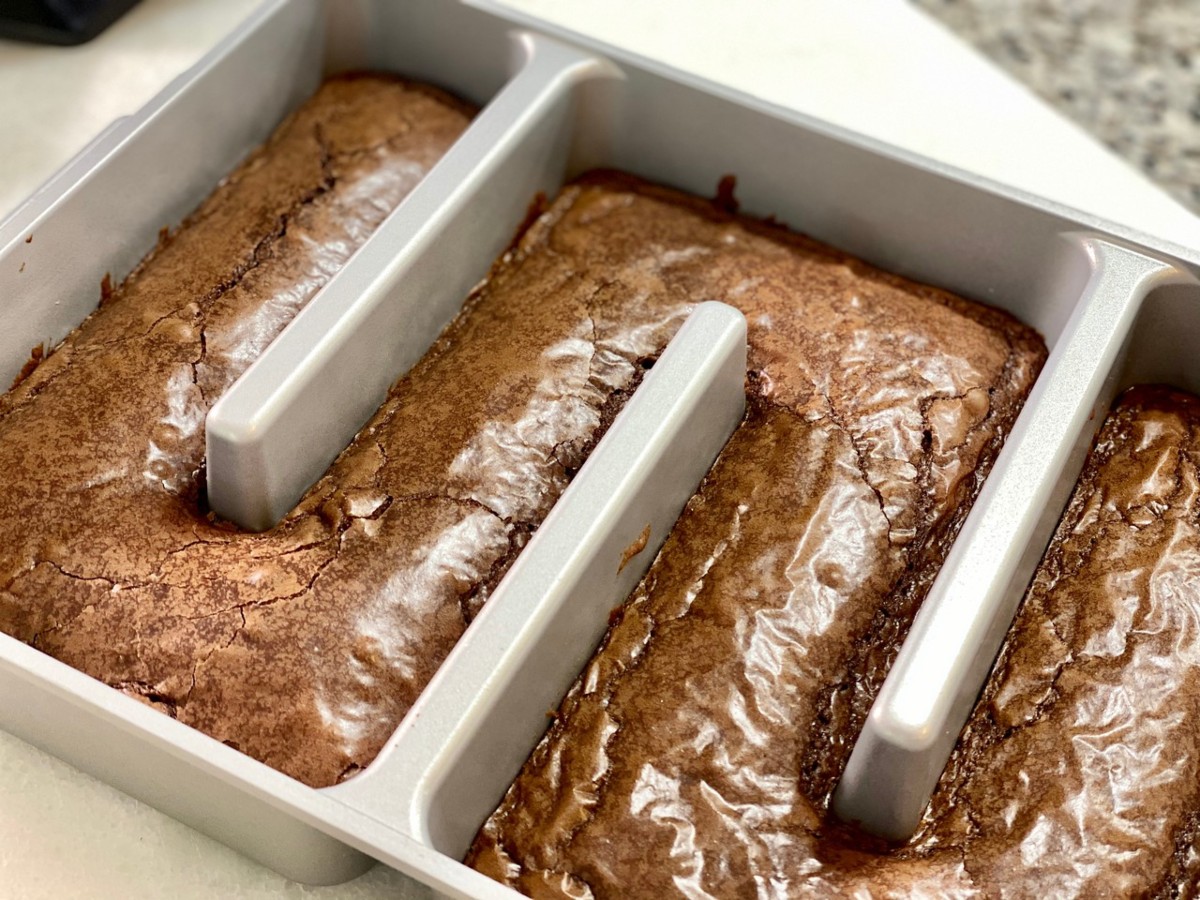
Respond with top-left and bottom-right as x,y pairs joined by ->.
2,1 -> 1198,897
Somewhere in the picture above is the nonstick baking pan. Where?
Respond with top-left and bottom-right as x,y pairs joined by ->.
2,0 -> 1199,895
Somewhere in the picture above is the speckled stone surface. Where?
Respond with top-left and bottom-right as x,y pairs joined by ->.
914,0 -> 1200,214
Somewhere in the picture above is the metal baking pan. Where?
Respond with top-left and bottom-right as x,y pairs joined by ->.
2,0 -> 1200,895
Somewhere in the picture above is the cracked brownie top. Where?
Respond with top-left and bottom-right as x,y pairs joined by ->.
911,385 -> 1200,898
0,74 -> 474,787
0,125 -> 1045,800
465,174 -> 1045,897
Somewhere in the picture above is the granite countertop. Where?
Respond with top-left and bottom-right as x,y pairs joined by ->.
916,0 -> 1200,214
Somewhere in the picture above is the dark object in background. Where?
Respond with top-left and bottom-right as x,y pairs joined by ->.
0,0 -> 142,45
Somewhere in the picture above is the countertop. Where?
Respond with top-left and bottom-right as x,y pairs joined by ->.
1,1 -> 1198,898
916,0 -> 1200,215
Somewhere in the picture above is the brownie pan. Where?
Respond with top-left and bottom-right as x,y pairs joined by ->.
3,0 -> 1200,895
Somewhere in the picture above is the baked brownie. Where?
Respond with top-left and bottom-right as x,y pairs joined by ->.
471,385 -> 1200,897
0,160 -> 1043,794
0,73 -> 474,787
465,174 -> 1046,896
911,385 -> 1200,898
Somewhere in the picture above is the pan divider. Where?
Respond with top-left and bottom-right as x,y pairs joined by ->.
205,32 -> 618,531
323,301 -> 747,860
12,0 -> 1200,891
832,235 -> 1195,841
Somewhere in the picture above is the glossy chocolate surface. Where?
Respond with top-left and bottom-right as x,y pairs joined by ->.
914,386 -> 1200,898
0,74 -> 473,787
468,175 -> 1046,897
0,154 -> 1046,803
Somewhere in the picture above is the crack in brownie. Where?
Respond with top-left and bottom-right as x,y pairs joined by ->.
0,73 -> 474,787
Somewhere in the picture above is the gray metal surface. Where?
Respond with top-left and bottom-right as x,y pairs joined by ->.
1,0 -> 1200,894
832,239 -> 1199,839
327,300 -> 746,858
206,32 -> 618,530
